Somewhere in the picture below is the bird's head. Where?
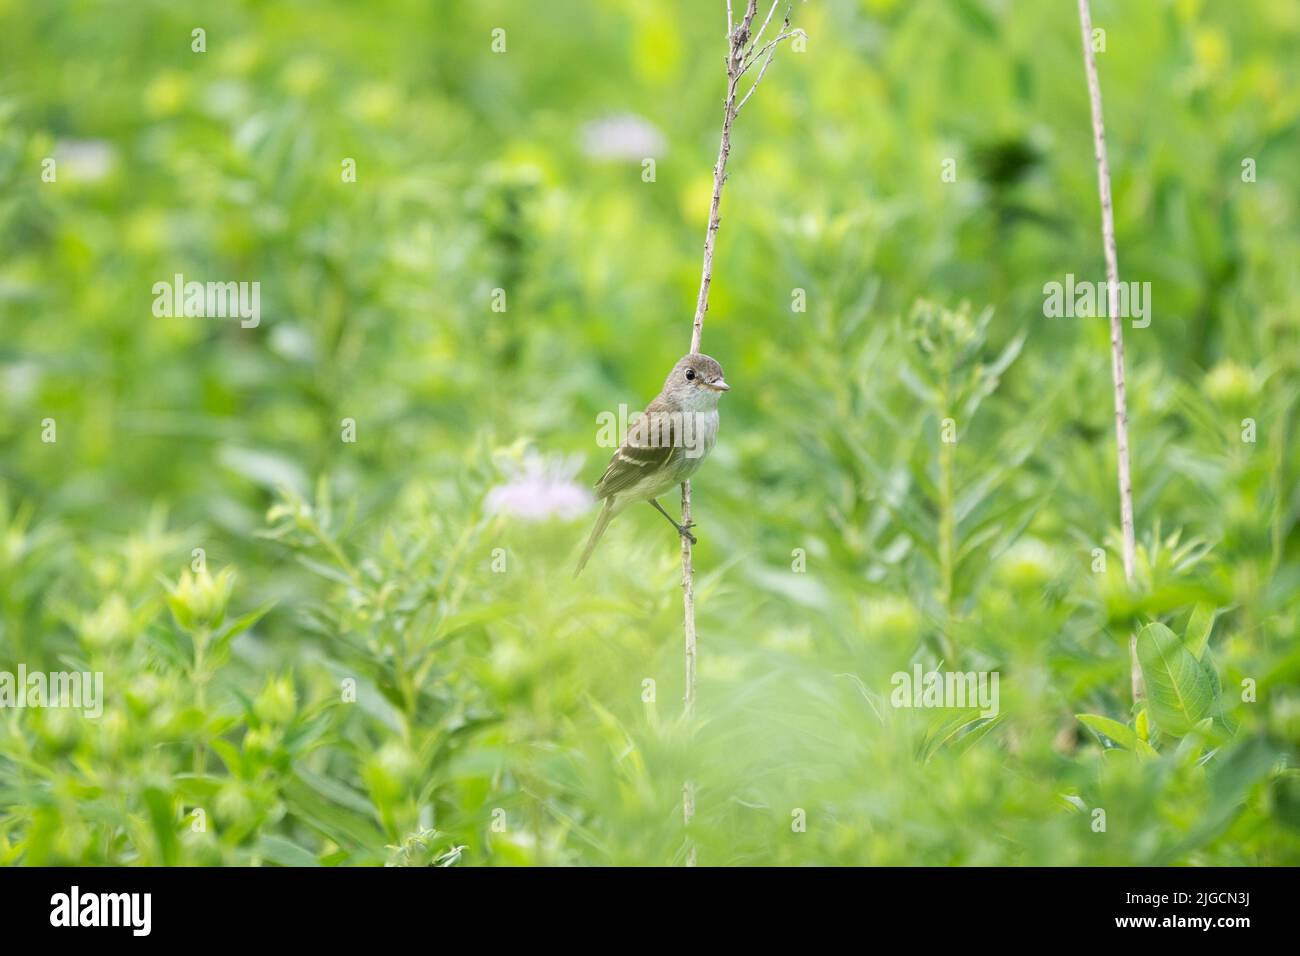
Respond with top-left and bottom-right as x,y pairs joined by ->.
664,353 -> 729,410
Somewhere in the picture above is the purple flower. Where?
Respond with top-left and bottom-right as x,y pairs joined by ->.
580,113 -> 666,161
485,453 -> 592,521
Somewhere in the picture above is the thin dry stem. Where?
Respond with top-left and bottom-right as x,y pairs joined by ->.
750,0 -> 782,53
689,4 -> 753,353
1077,0 -> 1142,703
738,24 -> 801,113
681,0 -> 796,864
681,477 -> 697,721
739,26 -> 802,77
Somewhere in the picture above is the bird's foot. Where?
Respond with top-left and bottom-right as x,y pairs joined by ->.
677,521 -> 697,546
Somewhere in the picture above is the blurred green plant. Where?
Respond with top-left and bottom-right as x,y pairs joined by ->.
1,0 -> 1298,866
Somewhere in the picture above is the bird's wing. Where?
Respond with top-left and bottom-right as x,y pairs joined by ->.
594,399 -> 682,498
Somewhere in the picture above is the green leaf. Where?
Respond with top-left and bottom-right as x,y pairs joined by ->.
1169,737 -> 1282,857
1185,603 -> 1216,658
295,554 -> 356,586
293,765 -> 376,817
284,767 -> 386,854
1270,770 -> 1300,833
214,600 -> 276,648
209,739 -> 245,777
1076,714 -> 1137,751
218,446 -> 308,495
1174,717 -> 1215,765
143,787 -> 179,867
1135,708 -> 1150,742
949,713 -> 1005,755
950,0 -> 998,41
256,835 -> 321,867
1136,622 -> 1217,737
920,710 -> 996,761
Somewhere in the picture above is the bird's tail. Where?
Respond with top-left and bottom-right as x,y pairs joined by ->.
574,500 -> 614,578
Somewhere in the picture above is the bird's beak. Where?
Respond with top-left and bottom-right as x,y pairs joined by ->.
706,379 -> 730,392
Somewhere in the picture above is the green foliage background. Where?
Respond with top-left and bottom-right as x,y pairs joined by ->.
2,0 -> 1299,865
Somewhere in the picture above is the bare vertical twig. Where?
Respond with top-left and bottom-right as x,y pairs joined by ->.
680,0 -> 801,866
1077,0 -> 1142,703
689,8 -> 747,354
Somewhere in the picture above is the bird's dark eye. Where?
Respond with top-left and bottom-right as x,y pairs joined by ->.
685,369 -> 696,380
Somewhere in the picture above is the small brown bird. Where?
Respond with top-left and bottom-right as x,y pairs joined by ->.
574,353 -> 729,577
